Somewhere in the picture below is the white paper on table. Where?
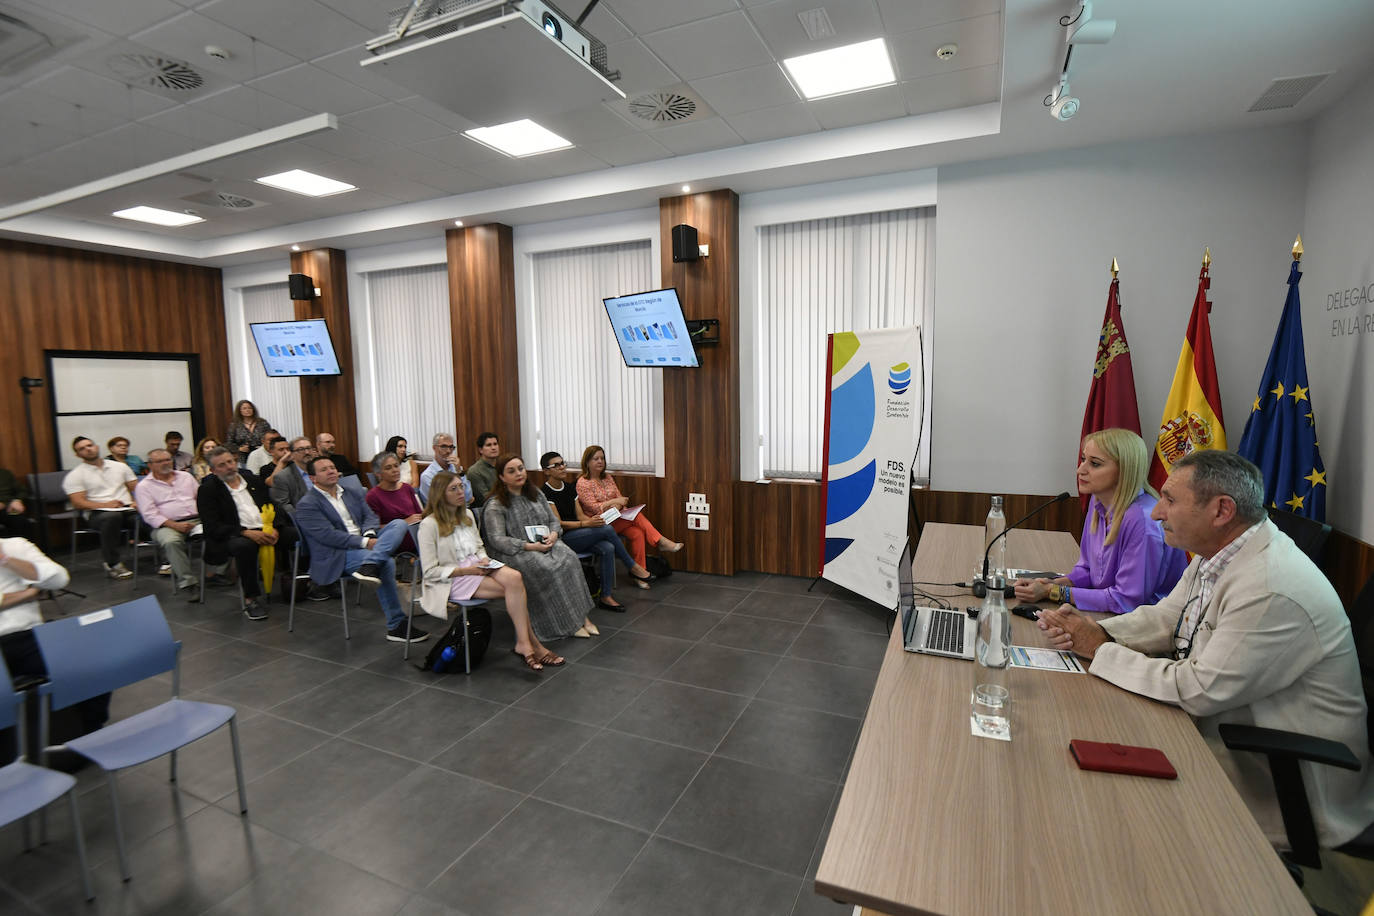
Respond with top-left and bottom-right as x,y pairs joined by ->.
1008,645 -> 1086,673
619,504 -> 645,521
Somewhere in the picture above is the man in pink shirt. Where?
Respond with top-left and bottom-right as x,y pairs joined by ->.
134,448 -> 217,593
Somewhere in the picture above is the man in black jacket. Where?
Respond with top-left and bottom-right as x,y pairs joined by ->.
197,447 -> 297,620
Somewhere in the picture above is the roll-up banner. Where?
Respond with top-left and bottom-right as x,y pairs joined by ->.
818,326 -> 922,608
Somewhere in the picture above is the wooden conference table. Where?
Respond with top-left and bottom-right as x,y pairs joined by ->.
815,523 -> 1309,916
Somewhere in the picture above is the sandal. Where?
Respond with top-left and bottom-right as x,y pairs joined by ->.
538,651 -> 566,667
511,649 -> 544,671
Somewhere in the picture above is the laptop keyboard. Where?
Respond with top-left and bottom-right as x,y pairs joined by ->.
924,609 -> 966,654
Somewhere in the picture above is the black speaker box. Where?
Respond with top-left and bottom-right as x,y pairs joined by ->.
671,224 -> 699,262
288,273 -> 314,300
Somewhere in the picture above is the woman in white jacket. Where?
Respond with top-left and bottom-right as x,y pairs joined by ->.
417,471 -> 563,671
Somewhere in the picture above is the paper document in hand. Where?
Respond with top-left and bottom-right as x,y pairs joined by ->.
600,507 -> 621,524
524,525 -> 550,542
478,559 -> 505,569
620,504 -> 644,521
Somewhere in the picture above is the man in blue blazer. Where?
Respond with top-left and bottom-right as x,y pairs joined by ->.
294,455 -> 426,643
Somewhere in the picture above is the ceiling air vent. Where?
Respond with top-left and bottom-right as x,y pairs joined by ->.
0,7 -> 82,76
108,53 -> 205,92
1247,73 -> 1331,112
628,91 -> 697,122
181,190 -> 269,210
798,8 -> 837,42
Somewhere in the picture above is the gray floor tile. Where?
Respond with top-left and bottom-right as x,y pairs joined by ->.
755,657 -> 880,719
658,757 -> 834,876
175,640 -> 289,692
625,603 -> 726,641
207,655 -> 353,711
344,688 -> 505,762
758,575 -> 835,596
704,614 -> 804,656
431,651 -> 558,705
607,680 -> 750,752
808,598 -> 890,634
578,630 -> 694,678
787,626 -> 889,670
397,895 -> 478,916
513,664 -> 653,727
662,643 -> 781,697
666,583 -> 750,613
270,669 -> 422,734
534,731 -> 706,831
721,570 -> 774,589
732,590 -> 823,624
430,707 -> 597,792
595,837 -> 801,916
715,700 -> 861,783
205,845 -> 412,916
314,765 -> 521,890
169,623 -> 235,656
428,798 -> 648,916
791,885 -> 854,916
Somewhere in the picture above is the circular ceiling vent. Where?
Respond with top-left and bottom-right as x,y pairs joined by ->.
108,54 -> 204,92
214,192 -> 256,209
627,92 -> 697,122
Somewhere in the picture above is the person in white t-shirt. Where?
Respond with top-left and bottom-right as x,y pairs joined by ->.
61,435 -> 136,578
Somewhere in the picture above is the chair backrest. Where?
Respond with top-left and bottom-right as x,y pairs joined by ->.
1350,571 -> 1374,753
366,472 -> 378,488
1268,508 -> 1333,567
30,471 -> 71,505
31,595 -> 177,712
0,652 -> 18,731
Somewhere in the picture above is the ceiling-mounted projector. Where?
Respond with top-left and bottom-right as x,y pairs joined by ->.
362,0 -> 624,126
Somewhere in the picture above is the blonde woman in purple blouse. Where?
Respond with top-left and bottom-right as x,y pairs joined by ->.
1014,428 -> 1187,614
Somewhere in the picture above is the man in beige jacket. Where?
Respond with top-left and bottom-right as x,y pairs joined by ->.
1040,450 -> 1373,850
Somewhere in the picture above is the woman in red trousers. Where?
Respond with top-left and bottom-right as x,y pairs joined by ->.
574,445 -> 682,588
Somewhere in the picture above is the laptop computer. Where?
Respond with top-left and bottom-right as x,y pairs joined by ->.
901,601 -> 976,660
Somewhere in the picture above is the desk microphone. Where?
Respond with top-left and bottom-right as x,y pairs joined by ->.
971,491 -> 1073,598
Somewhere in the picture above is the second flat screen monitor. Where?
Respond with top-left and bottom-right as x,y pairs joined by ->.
250,318 -> 343,377
602,288 -> 699,368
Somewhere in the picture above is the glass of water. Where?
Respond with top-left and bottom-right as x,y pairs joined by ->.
971,683 -> 1011,741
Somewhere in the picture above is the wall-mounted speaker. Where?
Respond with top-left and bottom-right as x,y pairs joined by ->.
288,273 -> 314,300
671,224 -> 699,262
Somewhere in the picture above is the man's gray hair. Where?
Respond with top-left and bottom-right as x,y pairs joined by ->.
146,448 -> 171,461
207,446 -> 237,463
1174,450 -> 1266,523
432,432 -> 453,447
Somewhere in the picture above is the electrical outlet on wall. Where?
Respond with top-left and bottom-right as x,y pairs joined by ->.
687,513 -> 709,531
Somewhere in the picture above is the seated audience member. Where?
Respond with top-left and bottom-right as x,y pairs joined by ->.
106,436 -> 147,475
134,448 -> 218,593
62,436 -> 136,579
540,451 -> 653,608
386,435 -> 421,489
197,447 -> 297,620
1015,428 -> 1187,613
466,432 -> 501,506
225,399 -> 271,466
1039,450 -> 1374,850
483,454 -> 595,641
246,429 -> 282,476
315,432 -> 360,483
190,437 -> 220,482
271,437 -> 316,516
165,431 -> 192,472
365,452 -> 423,554
0,537 -> 108,769
575,444 -> 682,572
418,432 -> 472,505
418,471 -> 562,670
256,435 -> 292,487
0,466 -> 33,539
294,456 -> 424,643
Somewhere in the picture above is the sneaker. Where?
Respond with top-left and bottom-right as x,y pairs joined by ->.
352,563 -> 382,585
104,562 -> 133,580
243,599 -> 268,621
205,573 -> 235,588
386,623 -> 429,643
306,584 -> 332,601
157,563 -> 172,576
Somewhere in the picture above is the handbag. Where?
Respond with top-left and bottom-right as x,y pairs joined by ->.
419,604 -> 492,673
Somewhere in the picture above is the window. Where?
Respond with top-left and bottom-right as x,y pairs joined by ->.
756,207 -> 934,480
527,240 -> 658,471
240,282 -> 303,438
361,263 -> 455,458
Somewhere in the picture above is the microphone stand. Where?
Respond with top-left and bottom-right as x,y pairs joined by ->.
973,492 -> 1072,598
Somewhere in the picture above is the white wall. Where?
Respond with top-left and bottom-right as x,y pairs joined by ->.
1300,65 -> 1374,543
933,124 -> 1311,500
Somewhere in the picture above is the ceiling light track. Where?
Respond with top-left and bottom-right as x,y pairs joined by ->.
1044,1 -> 1116,122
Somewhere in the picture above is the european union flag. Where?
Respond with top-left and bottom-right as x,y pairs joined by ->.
1237,260 -> 1326,520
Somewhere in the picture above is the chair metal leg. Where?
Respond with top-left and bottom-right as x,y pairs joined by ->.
169,748 -> 177,784
288,545 -> 298,632
69,516 -> 78,568
462,605 -> 471,674
67,790 -> 95,900
229,715 -> 248,815
105,771 -> 131,881
340,579 -> 350,640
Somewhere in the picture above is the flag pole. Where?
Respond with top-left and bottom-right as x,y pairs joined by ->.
1293,234 -> 1303,261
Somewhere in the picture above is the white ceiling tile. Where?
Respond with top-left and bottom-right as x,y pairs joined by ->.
747,0 -> 886,60
580,132 -> 673,167
602,39 -> 680,97
580,5 -> 633,44
899,64 -> 1000,116
537,103 -> 641,146
889,14 -> 1002,81
343,103 -> 455,143
806,84 -> 907,128
211,139 -> 344,183
199,0 -> 372,62
410,134 -> 506,170
395,96 -> 482,133
0,166 -> 66,204
602,0 -> 739,36
36,0 -> 185,37
18,143 -> 106,185
313,48 -> 413,101
0,91 -> 87,139
721,100 -> 821,142
527,147 -> 615,178
141,102 -> 259,143
642,13 -> 775,81
250,63 -> 385,116
410,166 -> 492,195
352,147 -> 450,184
876,0 -> 1002,33
314,0 -> 396,33
28,66 -> 175,118
648,116 -> 743,155
315,161 -> 443,202
130,11 -> 300,83
691,63 -> 799,116
295,124 -> 398,159
0,121 -> 77,167
191,85 -> 313,128
461,156 -> 545,187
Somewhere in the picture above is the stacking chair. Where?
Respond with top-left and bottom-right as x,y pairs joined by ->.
287,527 -> 354,639
402,530 -> 487,665
28,471 -> 100,565
31,595 -> 247,882
0,654 -> 94,901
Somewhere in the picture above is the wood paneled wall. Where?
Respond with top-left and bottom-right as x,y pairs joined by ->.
734,480 -> 823,577
290,248 -> 358,458
446,224 -> 520,462
0,240 -> 228,475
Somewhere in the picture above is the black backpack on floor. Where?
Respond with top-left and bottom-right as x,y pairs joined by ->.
420,604 -> 492,673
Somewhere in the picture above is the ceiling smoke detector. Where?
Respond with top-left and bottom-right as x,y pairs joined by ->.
108,53 -> 204,92
627,91 -> 697,122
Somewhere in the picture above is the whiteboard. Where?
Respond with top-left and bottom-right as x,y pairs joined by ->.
49,354 -> 197,471
56,412 -> 195,471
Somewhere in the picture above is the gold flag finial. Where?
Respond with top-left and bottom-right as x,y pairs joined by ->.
1292,234 -> 1304,261
1201,247 -> 1211,269
1110,257 -> 1119,279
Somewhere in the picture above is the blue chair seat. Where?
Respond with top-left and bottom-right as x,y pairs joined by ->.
0,760 -> 77,824
65,698 -> 235,771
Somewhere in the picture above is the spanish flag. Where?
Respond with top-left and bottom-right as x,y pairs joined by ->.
1147,254 -> 1226,491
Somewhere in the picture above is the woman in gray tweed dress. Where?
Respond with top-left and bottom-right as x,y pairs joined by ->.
482,453 -> 597,641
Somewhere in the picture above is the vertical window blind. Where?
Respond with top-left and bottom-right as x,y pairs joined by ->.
529,240 -> 657,471
240,282 -> 303,439
363,263 -> 455,458
757,206 -> 935,480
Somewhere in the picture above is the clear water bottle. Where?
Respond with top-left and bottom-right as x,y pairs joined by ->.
976,578 -> 1011,670
984,496 -> 1006,582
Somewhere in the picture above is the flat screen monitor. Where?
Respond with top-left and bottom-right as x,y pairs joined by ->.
602,287 -> 699,368
249,319 -> 343,377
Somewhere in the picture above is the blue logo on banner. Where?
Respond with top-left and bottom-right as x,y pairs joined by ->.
887,362 -> 911,395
